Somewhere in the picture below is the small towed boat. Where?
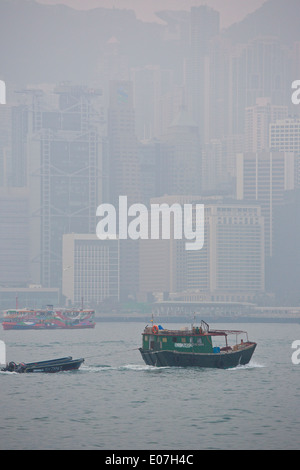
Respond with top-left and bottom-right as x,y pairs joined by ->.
140,320 -> 257,369
1,356 -> 84,373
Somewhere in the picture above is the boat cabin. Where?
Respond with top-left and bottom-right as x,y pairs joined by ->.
142,321 -> 250,355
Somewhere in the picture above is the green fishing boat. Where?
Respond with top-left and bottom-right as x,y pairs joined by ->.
139,320 -> 256,369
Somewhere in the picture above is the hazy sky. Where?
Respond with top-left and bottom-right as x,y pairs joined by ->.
37,0 -> 266,28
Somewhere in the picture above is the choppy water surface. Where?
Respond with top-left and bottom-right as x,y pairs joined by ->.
1,322 -> 300,450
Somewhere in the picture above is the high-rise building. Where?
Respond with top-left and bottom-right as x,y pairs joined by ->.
245,98 -> 288,153
27,85 -> 103,289
138,196 -> 265,303
228,37 -> 292,137
270,189 -> 300,304
270,118 -> 300,187
107,80 -> 140,299
185,5 -> 220,140
0,188 -> 30,287
11,104 -> 29,187
131,65 -> 173,140
0,104 -> 12,187
158,107 -> 202,196
107,80 -> 140,207
186,202 -> 265,302
236,151 -> 294,258
270,118 -> 300,154
139,195 -> 193,299
202,139 -> 228,193
62,234 -> 120,306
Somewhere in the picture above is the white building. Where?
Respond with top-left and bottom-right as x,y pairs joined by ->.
62,234 -> 120,306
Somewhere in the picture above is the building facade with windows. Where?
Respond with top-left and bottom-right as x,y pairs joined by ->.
62,234 -> 120,306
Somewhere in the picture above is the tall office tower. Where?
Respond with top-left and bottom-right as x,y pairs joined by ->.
271,189 -> 300,304
0,104 -> 12,186
245,98 -> 288,153
138,140 -> 159,206
108,80 -> 140,207
97,36 -> 129,109
236,151 -> 294,258
138,197 -> 265,303
202,140 -> 230,193
62,234 -> 120,306
158,107 -> 202,196
107,80 -> 140,299
0,188 -> 30,287
11,105 -> 28,187
187,203 -> 265,302
158,85 -> 185,138
28,85 -> 103,289
131,65 -> 173,140
229,37 -> 292,137
206,36 -> 232,142
138,195 -> 195,299
270,118 -> 300,187
293,42 -> 300,75
185,5 -> 220,140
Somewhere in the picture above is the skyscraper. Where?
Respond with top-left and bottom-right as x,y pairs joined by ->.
107,80 -> 140,299
228,37 -> 292,137
186,202 -> 265,301
62,234 -> 120,306
0,188 -> 30,287
236,151 -> 294,258
245,98 -> 288,153
27,85 -> 103,289
158,107 -> 202,196
139,196 -> 265,303
107,80 -> 140,207
185,5 -> 220,140
270,118 -> 300,187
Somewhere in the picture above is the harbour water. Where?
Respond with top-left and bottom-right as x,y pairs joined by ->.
1,321 -> 300,450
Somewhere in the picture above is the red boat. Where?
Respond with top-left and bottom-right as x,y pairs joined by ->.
2,307 -> 96,330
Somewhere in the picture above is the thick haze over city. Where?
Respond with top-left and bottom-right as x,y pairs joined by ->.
37,0 -> 266,27
1,0 -> 300,315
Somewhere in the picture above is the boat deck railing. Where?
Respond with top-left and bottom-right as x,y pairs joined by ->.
143,326 -> 248,338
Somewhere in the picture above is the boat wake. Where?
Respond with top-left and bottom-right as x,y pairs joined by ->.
80,361 -> 266,373
0,370 -> 17,375
80,363 -> 166,373
229,360 -> 265,371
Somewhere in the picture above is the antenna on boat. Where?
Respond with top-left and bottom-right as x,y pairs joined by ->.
151,313 -> 154,324
192,312 -> 196,329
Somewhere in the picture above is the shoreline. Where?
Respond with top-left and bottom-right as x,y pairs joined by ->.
94,314 -> 300,324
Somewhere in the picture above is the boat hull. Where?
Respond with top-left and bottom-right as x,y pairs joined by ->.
2,357 -> 84,373
24,358 -> 84,373
139,342 -> 256,369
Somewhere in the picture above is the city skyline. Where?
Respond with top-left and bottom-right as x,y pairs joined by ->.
36,0 -> 266,28
0,0 -> 300,309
